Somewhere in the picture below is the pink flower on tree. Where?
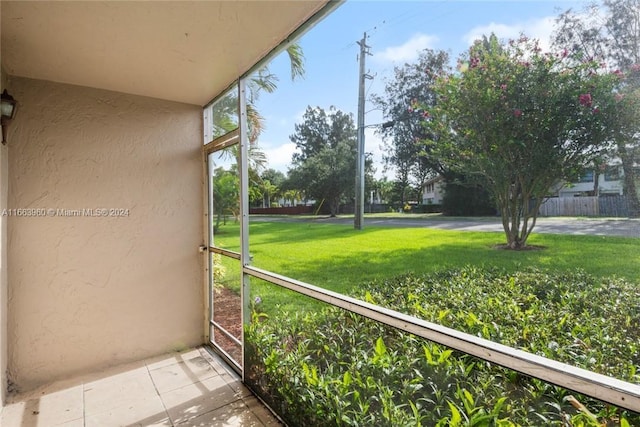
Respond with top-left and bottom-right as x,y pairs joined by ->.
579,93 -> 592,107
513,109 -> 523,118
500,84 -> 507,90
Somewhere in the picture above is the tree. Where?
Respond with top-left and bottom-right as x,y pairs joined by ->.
426,35 -> 620,249
373,50 -> 450,204
552,0 -> 640,216
372,177 -> 395,205
260,168 -> 285,207
210,45 -> 305,225
261,180 -> 279,208
210,44 -> 306,141
597,65 -> 640,203
282,189 -> 303,206
287,106 -> 361,216
212,167 -> 239,232
214,143 -> 267,210
440,174 -> 496,216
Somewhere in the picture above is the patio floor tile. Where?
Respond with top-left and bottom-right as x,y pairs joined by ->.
0,346 -> 282,427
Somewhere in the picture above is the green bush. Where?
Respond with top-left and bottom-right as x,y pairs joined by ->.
441,174 -> 496,216
245,267 -> 639,426
412,204 -> 443,213
212,253 -> 226,288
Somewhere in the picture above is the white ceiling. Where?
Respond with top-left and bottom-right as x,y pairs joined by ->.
1,1 -> 330,106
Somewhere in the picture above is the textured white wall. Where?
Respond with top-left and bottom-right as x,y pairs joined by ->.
7,77 -> 204,391
0,133 -> 7,406
1,13 -> 9,403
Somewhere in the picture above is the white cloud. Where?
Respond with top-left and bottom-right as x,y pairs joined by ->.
263,142 -> 297,172
374,33 -> 439,63
292,108 -> 307,124
260,130 -> 389,178
463,16 -> 556,52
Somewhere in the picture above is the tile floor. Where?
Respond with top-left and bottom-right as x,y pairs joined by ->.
0,346 -> 282,426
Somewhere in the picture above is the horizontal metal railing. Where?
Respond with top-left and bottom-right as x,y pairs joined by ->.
211,320 -> 242,347
244,265 -> 640,412
209,246 -> 241,260
208,331 -> 242,373
203,128 -> 240,155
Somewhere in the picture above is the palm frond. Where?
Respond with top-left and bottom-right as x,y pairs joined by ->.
246,103 -> 266,143
248,144 -> 268,174
286,43 -> 306,81
250,69 -> 279,98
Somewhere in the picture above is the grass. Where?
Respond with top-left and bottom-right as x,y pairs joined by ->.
213,219 -> 640,314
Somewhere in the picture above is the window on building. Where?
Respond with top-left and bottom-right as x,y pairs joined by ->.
578,170 -> 594,183
604,166 -> 620,181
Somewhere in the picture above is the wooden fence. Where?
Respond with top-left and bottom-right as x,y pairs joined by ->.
598,195 -> 629,217
250,205 -> 314,215
538,195 -> 629,217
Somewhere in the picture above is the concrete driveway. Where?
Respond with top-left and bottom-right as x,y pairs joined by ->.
251,215 -> 640,238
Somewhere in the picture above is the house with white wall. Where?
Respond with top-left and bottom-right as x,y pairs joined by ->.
421,175 -> 445,204
556,165 -> 624,197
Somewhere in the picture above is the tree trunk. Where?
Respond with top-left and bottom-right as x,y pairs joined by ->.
329,198 -> 339,217
498,186 -> 537,250
499,196 -> 522,249
593,169 -> 600,196
505,223 -> 526,249
619,143 -> 640,217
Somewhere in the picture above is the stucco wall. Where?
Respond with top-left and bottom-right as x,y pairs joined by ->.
1,12 -> 9,404
6,77 -> 203,391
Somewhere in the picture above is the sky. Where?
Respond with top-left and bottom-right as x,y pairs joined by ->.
252,0 -> 589,179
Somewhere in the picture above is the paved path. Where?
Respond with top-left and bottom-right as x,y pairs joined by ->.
251,216 -> 640,238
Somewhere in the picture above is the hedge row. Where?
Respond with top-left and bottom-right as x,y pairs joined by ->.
245,267 -> 639,426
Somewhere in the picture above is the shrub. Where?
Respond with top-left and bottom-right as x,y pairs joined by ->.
412,204 -> 443,213
245,267 -> 639,426
212,253 -> 226,288
441,174 -> 496,216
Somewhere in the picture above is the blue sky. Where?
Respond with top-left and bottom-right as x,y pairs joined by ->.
254,1 -> 587,178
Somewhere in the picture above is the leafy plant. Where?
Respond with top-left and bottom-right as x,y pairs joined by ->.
244,267 -> 639,426
211,253 -> 226,289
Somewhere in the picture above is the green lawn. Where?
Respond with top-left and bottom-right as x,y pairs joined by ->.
213,219 -> 640,313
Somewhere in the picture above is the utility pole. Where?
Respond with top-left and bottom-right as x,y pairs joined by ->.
355,32 -> 372,230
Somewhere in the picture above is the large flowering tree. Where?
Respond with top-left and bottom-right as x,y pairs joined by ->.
553,0 -> 640,216
425,35 -> 621,249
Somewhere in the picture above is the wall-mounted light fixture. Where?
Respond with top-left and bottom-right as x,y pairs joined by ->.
1,89 -> 18,145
